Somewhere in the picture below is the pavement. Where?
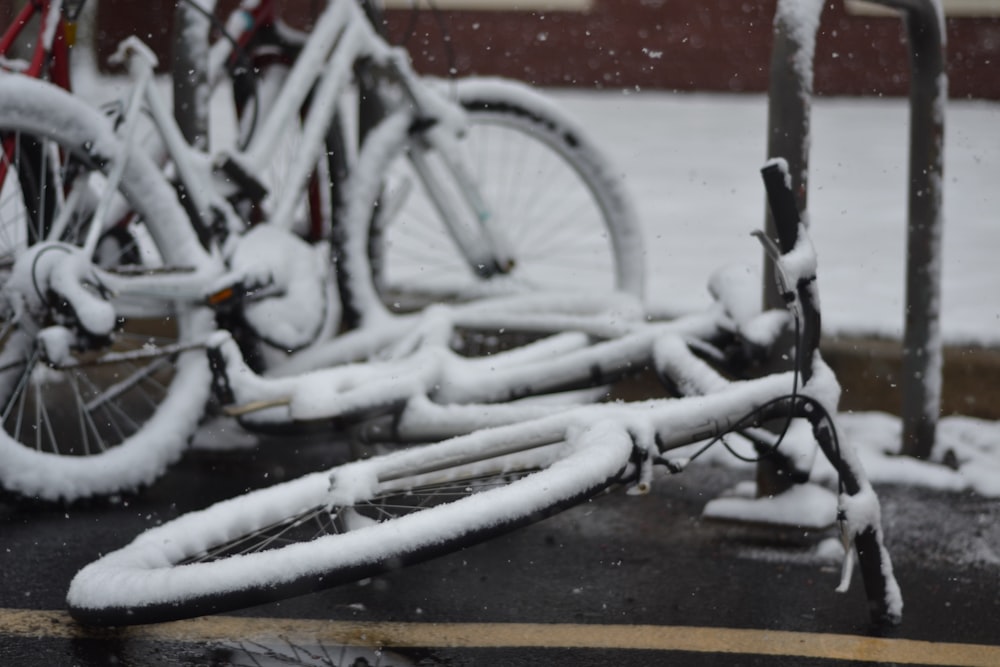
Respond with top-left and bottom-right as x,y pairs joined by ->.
2,422 -> 999,666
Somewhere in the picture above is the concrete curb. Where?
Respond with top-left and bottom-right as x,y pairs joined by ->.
821,337 -> 1000,421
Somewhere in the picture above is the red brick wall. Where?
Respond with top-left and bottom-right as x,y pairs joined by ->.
83,0 -> 1000,99
382,0 -> 999,98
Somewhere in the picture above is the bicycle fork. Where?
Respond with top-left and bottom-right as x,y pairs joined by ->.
383,56 -> 516,279
406,127 -> 516,278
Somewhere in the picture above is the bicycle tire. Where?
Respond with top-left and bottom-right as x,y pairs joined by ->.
67,419 -> 634,625
0,76 -> 213,502
350,77 -> 645,317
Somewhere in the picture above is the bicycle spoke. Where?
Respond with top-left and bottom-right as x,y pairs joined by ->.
12,375 -> 27,444
36,381 -> 60,452
33,379 -> 43,452
182,470 -> 537,565
2,346 -> 37,423
372,97 -> 631,303
185,508 -> 335,562
82,357 -> 170,413
77,370 -> 142,438
73,382 -> 97,456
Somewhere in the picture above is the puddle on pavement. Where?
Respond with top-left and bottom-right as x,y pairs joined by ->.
70,636 -> 420,666
208,639 -> 417,666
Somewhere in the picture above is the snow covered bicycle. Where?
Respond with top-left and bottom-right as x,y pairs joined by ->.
67,164 -> 903,629
0,0 -> 641,501
203,0 -> 645,316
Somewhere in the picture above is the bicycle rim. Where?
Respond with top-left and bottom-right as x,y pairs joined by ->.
68,421 -> 633,625
368,85 -> 644,311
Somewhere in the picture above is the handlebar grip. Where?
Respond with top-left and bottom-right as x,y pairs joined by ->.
760,158 -> 822,380
761,158 -> 801,254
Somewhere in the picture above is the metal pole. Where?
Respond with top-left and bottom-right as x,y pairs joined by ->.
758,0 -> 825,497
764,0 -> 946,461
868,0 -> 947,459
763,0 -> 825,310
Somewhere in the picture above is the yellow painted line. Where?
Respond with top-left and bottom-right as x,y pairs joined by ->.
2,608 -> 999,666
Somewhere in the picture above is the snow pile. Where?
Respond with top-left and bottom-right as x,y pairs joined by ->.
675,411 -> 1000,499
703,479 -> 838,528
832,412 -> 1000,497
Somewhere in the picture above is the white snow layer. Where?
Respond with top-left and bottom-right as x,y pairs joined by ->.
548,90 -> 999,347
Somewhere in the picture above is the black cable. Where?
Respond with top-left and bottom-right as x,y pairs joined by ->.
677,303 -> 804,467
30,244 -> 71,306
659,252 -> 823,473
736,311 -> 803,460
680,394 -> 797,467
663,321 -> 847,498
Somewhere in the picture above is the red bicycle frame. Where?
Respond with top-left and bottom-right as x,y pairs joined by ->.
0,0 -> 82,191
0,0 -> 78,90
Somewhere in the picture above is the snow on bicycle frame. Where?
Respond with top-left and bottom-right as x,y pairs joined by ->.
37,0 -> 634,336
69,163 -> 902,627
0,0 -> 484,371
203,160 -> 817,441
0,0 -> 641,502
208,0 -> 522,279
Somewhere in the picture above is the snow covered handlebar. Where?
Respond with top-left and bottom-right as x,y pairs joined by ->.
758,158 -> 822,375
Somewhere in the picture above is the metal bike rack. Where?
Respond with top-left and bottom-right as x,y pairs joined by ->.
764,0 -> 946,460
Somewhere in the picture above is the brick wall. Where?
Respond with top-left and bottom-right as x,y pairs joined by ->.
82,0 -> 1000,99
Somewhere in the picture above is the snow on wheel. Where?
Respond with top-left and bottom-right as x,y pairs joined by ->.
346,77 -> 645,318
0,76 -> 213,501
67,420 -> 633,625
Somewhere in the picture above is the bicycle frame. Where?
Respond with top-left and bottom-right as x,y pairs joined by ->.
0,2 -> 214,320
5,0 -> 386,317
61,155 -> 902,627
0,0 -> 78,218
4,0 -> 591,344
209,0 -> 514,273
208,291 -> 710,421
77,0 -> 514,321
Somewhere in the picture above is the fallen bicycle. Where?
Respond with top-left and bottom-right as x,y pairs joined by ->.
67,163 -> 903,629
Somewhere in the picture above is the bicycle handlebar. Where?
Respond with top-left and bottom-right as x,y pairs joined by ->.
761,158 -> 801,253
760,158 -> 822,381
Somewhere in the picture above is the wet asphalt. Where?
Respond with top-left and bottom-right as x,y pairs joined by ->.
1,424 -> 999,666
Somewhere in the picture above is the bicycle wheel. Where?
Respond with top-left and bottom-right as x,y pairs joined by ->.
361,77 -> 645,313
67,419 -> 633,625
0,76 -> 213,502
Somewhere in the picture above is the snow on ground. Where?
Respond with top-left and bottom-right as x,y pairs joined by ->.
552,89 -> 1000,346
